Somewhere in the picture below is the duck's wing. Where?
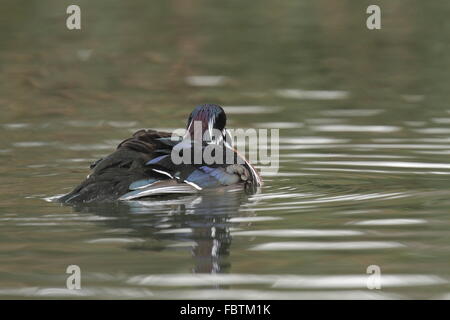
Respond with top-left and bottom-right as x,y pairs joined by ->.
118,163 -> 242,201
145,140 -> 261,184
89,129 -> 175,170
118,142 -> 261,201
59,129 -> 178,203
117,129 -> 180,154
118,179 -> 198,201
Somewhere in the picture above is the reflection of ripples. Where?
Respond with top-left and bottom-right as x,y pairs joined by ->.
310,161 -> 450,169
256,122 -> 304,129
228,216 -> 282,222
312,125 -> 400,133
261,192 -> 410,206
0,272 -> 445,299
223,106 -> 283,114
85,238 -> 145,244
231,229 -> 363,237
61,191 -> 254,275
321,109 -> 383,117
276,89 -> 349,100
185,75 -> 227,86
250,241 -> 405,251
127,273 -> 446,289
348,219 -> 427,226
0,287 -> 401,299
5,105 -> 450,299
272,275 -> 446,289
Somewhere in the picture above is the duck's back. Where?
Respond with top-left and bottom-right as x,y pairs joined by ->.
58,129 -> 173,203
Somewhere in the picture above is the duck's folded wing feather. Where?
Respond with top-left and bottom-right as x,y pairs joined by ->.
116,129 -> 173,154
119,180 -> 197,201
121,162 -> 242,201
118,136 -> 261,201
184,167 -> 240,189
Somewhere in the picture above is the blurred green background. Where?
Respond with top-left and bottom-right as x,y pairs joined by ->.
1,0 -> 447,122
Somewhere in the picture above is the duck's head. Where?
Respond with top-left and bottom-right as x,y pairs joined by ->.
186,104 -> 227,143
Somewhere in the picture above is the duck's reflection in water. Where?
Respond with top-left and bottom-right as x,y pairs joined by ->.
69,190 -> 252,274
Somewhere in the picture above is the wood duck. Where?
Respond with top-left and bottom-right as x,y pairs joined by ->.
58,104 -> 262,203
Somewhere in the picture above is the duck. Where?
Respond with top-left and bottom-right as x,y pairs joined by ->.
58,104 -> 262,203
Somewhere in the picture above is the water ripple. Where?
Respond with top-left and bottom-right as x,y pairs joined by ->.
223,106 -> 282,114
250,241 -> 405,251
127,273 -> 445,289
312,125 -> 400,133
310,161 -> 450,169
348,219 -> 427,226
231,229 -> 363,237
276,89 -> 349,100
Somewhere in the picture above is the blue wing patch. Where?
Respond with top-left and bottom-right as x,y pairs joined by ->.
129,178 -> 159,190
119,181 -> 198,201
185,166 -> 240,188
146,155 -> 169,165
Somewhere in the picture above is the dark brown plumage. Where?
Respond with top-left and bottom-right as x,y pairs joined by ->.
59,129 -> 173,203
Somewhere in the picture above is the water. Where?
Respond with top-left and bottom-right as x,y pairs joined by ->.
1,0 -> 450,299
